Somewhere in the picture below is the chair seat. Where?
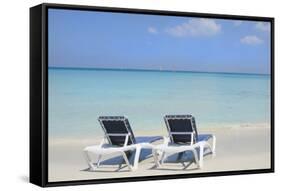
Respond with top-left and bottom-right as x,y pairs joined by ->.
135,136 -> 163,144
198,134 -> 213,142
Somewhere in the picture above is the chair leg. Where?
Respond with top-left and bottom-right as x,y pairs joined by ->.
83,150 -> 95,171
152,149 -> 161,167
132,145 -> 141,171
211,135 -> 216,157
117,163 -> 123,171
122,151 -> 133,171
160,151 -> 166,165
202,139 -> 215,158
191,149 -> 200,168
96,154 -> 102,168
199,144 -> 204,168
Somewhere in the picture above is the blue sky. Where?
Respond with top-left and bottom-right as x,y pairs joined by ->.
48,9 -> 271,74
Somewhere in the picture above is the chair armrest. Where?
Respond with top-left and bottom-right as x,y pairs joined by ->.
99,136 -> 107,147
163,136 -> 170,145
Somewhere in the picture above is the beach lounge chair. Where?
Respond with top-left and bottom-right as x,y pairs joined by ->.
84,116 -> 162,171
152,115 -> 216,169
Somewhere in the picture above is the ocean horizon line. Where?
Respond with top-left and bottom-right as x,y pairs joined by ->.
48,66 -> 270,76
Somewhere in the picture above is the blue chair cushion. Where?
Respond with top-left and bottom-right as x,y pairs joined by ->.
197,134 -> 212,142
135,136 -> 163,144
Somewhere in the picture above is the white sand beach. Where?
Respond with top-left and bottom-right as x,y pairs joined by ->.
48,123 -> 271,182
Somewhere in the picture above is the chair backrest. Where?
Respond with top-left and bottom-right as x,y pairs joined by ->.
164,115 -> 198,145
98,116 -> 136,146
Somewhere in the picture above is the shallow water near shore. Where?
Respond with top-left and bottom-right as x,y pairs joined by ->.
48,68 -> 270,138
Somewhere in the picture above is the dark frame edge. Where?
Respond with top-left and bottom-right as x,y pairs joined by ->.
40,2 -> 274,21
30,4 -> 47,187
44,168 -> 273,187
270,18 -> 275,172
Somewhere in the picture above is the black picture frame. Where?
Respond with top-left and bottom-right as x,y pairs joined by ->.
30,3 -> 275,187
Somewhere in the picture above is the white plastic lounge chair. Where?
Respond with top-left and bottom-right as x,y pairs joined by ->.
84,116 -> 162,171
152,115 -> 216,169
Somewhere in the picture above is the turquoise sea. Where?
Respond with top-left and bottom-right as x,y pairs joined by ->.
48,68 -> 270,138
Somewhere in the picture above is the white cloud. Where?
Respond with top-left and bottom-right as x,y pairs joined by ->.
165,18 -> 221,37
240,35 -> 263,45
233,20 -> 243,26
255,22 -> 270,32
147,27 -> 158,34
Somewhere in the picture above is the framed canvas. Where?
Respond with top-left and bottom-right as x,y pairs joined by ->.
30,3 -> 274,187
